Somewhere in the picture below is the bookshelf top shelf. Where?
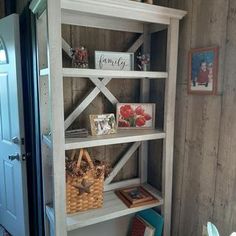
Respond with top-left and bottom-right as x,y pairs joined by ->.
30,0 -> 187,26
61,0 -> 186,25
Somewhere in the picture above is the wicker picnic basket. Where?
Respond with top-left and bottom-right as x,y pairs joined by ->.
66,148 -> 105,214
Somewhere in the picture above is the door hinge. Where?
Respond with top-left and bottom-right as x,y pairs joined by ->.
21,138 -> 25,145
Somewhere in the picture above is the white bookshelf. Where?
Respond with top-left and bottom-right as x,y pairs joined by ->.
30,0 -> 186,235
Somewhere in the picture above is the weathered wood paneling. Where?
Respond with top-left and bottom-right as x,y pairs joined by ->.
62,26 -> 140,181
0,0 -> 28,17
0,0 -> 4,18
16,0 -> 29,14
177,0 -> 228,235
166,0 -> 236,235
213,1 -> 236,235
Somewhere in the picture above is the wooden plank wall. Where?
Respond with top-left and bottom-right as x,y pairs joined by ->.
16,0 -> 29,14
62,25 -> 141,182
0,0 -> 4,18
164,0 -> 236,235
0,0 -> 28,16
213,1 -> 236,234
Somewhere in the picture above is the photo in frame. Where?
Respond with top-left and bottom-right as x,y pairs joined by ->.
116,186 -> 159,208
89,114 -> 117,136
116,103 -> 155,129
188,47 -> 218,95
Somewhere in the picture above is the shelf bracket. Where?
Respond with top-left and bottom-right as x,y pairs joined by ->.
104,178 -> 141,192
64,34 -> 144,129
127,34 -> 144,53
64,77 -> 112,129
62,37 -> 72,58
105,142 -> 141,185
89,77 -> 119,105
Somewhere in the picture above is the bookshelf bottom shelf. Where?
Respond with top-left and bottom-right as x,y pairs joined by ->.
46,184 -> 163,232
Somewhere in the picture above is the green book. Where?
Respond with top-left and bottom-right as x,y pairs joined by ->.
137,209 -> 163,236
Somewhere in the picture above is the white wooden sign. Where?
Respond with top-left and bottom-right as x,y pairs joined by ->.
95,51 -> 134,71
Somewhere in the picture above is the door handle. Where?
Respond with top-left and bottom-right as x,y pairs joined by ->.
8,153 -> 20,161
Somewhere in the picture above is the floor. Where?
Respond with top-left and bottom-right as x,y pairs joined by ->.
0,225 -> 10,236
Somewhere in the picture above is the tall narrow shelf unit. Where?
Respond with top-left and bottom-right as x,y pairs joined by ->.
30,1 -> 186,236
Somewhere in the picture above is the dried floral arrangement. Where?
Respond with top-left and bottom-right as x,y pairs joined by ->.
70,46 -> 89,68
137,53 -> 150,71
66,149 -> 111,179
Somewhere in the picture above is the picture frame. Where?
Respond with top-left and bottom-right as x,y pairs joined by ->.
116,103 -> 155,129
116,186 -> 159,208
188,47 -> 219,95
121,187 -> 154,204
95,51 -> 134,71
89,113 -> 117,136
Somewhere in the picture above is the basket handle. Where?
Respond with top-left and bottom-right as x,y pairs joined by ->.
70,150 -> 76,161
83,149 -> 94,169
76,149 -> 94,169
76,149 -> 84,169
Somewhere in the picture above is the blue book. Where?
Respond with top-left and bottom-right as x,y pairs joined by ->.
136,209 -> 164,236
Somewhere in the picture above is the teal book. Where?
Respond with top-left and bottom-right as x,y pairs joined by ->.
136,209 -> 164,236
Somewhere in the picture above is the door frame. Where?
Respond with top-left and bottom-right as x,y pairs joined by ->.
20,5 -> 44,236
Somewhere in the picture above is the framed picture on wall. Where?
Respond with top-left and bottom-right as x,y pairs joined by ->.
188,47 -> 219,95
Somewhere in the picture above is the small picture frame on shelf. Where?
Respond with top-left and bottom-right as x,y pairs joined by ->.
116,186 -> 159,208
89,114 -> 117,136
95,51 -> 134,71
116,103 -> 155,129
188,47 -> 218,95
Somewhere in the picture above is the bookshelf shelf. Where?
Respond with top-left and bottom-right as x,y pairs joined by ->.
46,184 -> 163,231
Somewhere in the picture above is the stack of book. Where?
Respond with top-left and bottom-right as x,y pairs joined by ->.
65,129 -> 88,138
131,215 -> 155,236
130,209 -> 164,236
